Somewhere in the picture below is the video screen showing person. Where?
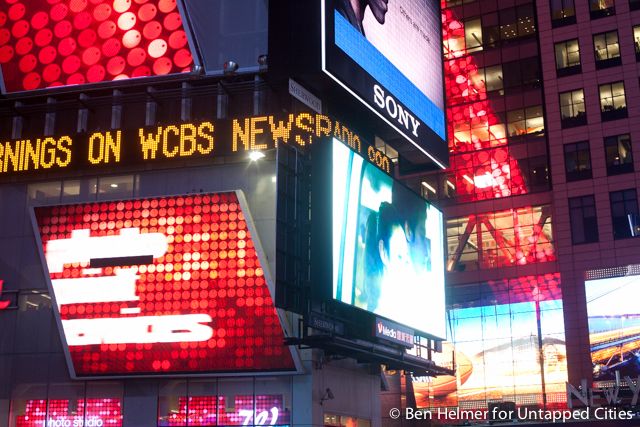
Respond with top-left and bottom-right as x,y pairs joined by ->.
333,0 -> 444,114
332,138 -> 445,336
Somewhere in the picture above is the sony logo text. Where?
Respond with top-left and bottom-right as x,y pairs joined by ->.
373,85 -> 421,137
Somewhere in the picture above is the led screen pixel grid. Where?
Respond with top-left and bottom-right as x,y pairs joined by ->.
325,0 -> 446,162
586,275 -> 640,381
33,192 -> 296,377
332,138 -> 445,338
0,0 -> 193,92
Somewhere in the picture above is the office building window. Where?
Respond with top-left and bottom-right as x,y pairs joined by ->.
551,0 -> 576,26
499,5 -> 536,41
555,39 -> 581,76
593,31 -> 621,69
631,0 -> 640,11
465,18 -> 483,53
610,189 -> 639,239
569,195 -> 598,244
605,134 -> 634,175
564,141 -> 592,181
634,26 -> 640,60
472,65 -> 504,94
589,0 -> 615,18
507,106 -> 544,137
446,17 -> 483,55
559,89 -> 586,128
599,82 -> 627,121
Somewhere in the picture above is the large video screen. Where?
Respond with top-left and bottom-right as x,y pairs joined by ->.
323,0 -> 447,167
332,138 -> 445,337
586,274 -> 640,381
411,274 -> 568,409
33,192 -> 296,378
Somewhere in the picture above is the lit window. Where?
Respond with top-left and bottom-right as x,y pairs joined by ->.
633,26 -> 640,59
563,141 -> 592,182
610,189 -> 639,239
507,106 -> 544,137
569,195 -> 598,244
465,18 -> 484,53
605,134 -> 634,175
599,81 -> 627,121
589,0 -> 615,18
555,39 -> 581,75
551,0 -> 576,25
593,31 -> 621,68
559,89 -> 586,127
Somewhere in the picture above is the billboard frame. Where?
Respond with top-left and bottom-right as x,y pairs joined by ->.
30,189 -> 303,380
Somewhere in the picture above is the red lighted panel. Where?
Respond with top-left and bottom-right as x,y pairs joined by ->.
163,395 -> 289,426
441,6 -> 554,268
35,193 -> 296,376
16,399 -> 123,427
0,0 -> 193,92
442,8 -> 527,201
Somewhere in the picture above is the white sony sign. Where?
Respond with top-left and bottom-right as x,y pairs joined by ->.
373,84 -> 421,137
289,79 -> 323,113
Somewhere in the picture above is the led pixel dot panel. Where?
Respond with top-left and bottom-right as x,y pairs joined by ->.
34,192 -> 296,377
0,0 -> 193,92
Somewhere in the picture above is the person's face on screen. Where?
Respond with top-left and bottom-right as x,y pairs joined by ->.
367,0 -> 389,24
380,225 -> 410,271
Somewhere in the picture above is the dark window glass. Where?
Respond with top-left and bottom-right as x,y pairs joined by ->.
551,0 -> 576,26
499,5 -> 536,42
632,0 -> 640,11
555,39 -> 581,76
599,82 -> 627,121
594,31 -> 621,69
559,89 -> 586,127
569,195 -> 598,244
590,0 -> 615,18
605,134 -> 634,175
445,0 -> 476,6
610,189 -> 639,239
502,57 -> 540,91
564,141 -> 592,181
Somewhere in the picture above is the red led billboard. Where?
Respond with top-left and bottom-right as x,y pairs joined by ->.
15,398 -> 123,427
160,395 -> 289,426
33,192 -> 296,377
0,0 -> 193,92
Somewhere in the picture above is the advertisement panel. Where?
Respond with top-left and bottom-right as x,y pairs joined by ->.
322,0 -> 447,167
331,138 -> 445,338
412,274 -> 567,409
586,274 -> 640,381
0,0 -> 194,93
32,192 -> 296,378
159,394 -> 289,426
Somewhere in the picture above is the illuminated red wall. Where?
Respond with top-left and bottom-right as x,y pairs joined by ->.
441,7 -> 555,270
442,8 -> 527,201
0,0 -> 193,92
161,395 -> 289,426
15,399 -> 123,427
34,192 -> 296,377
